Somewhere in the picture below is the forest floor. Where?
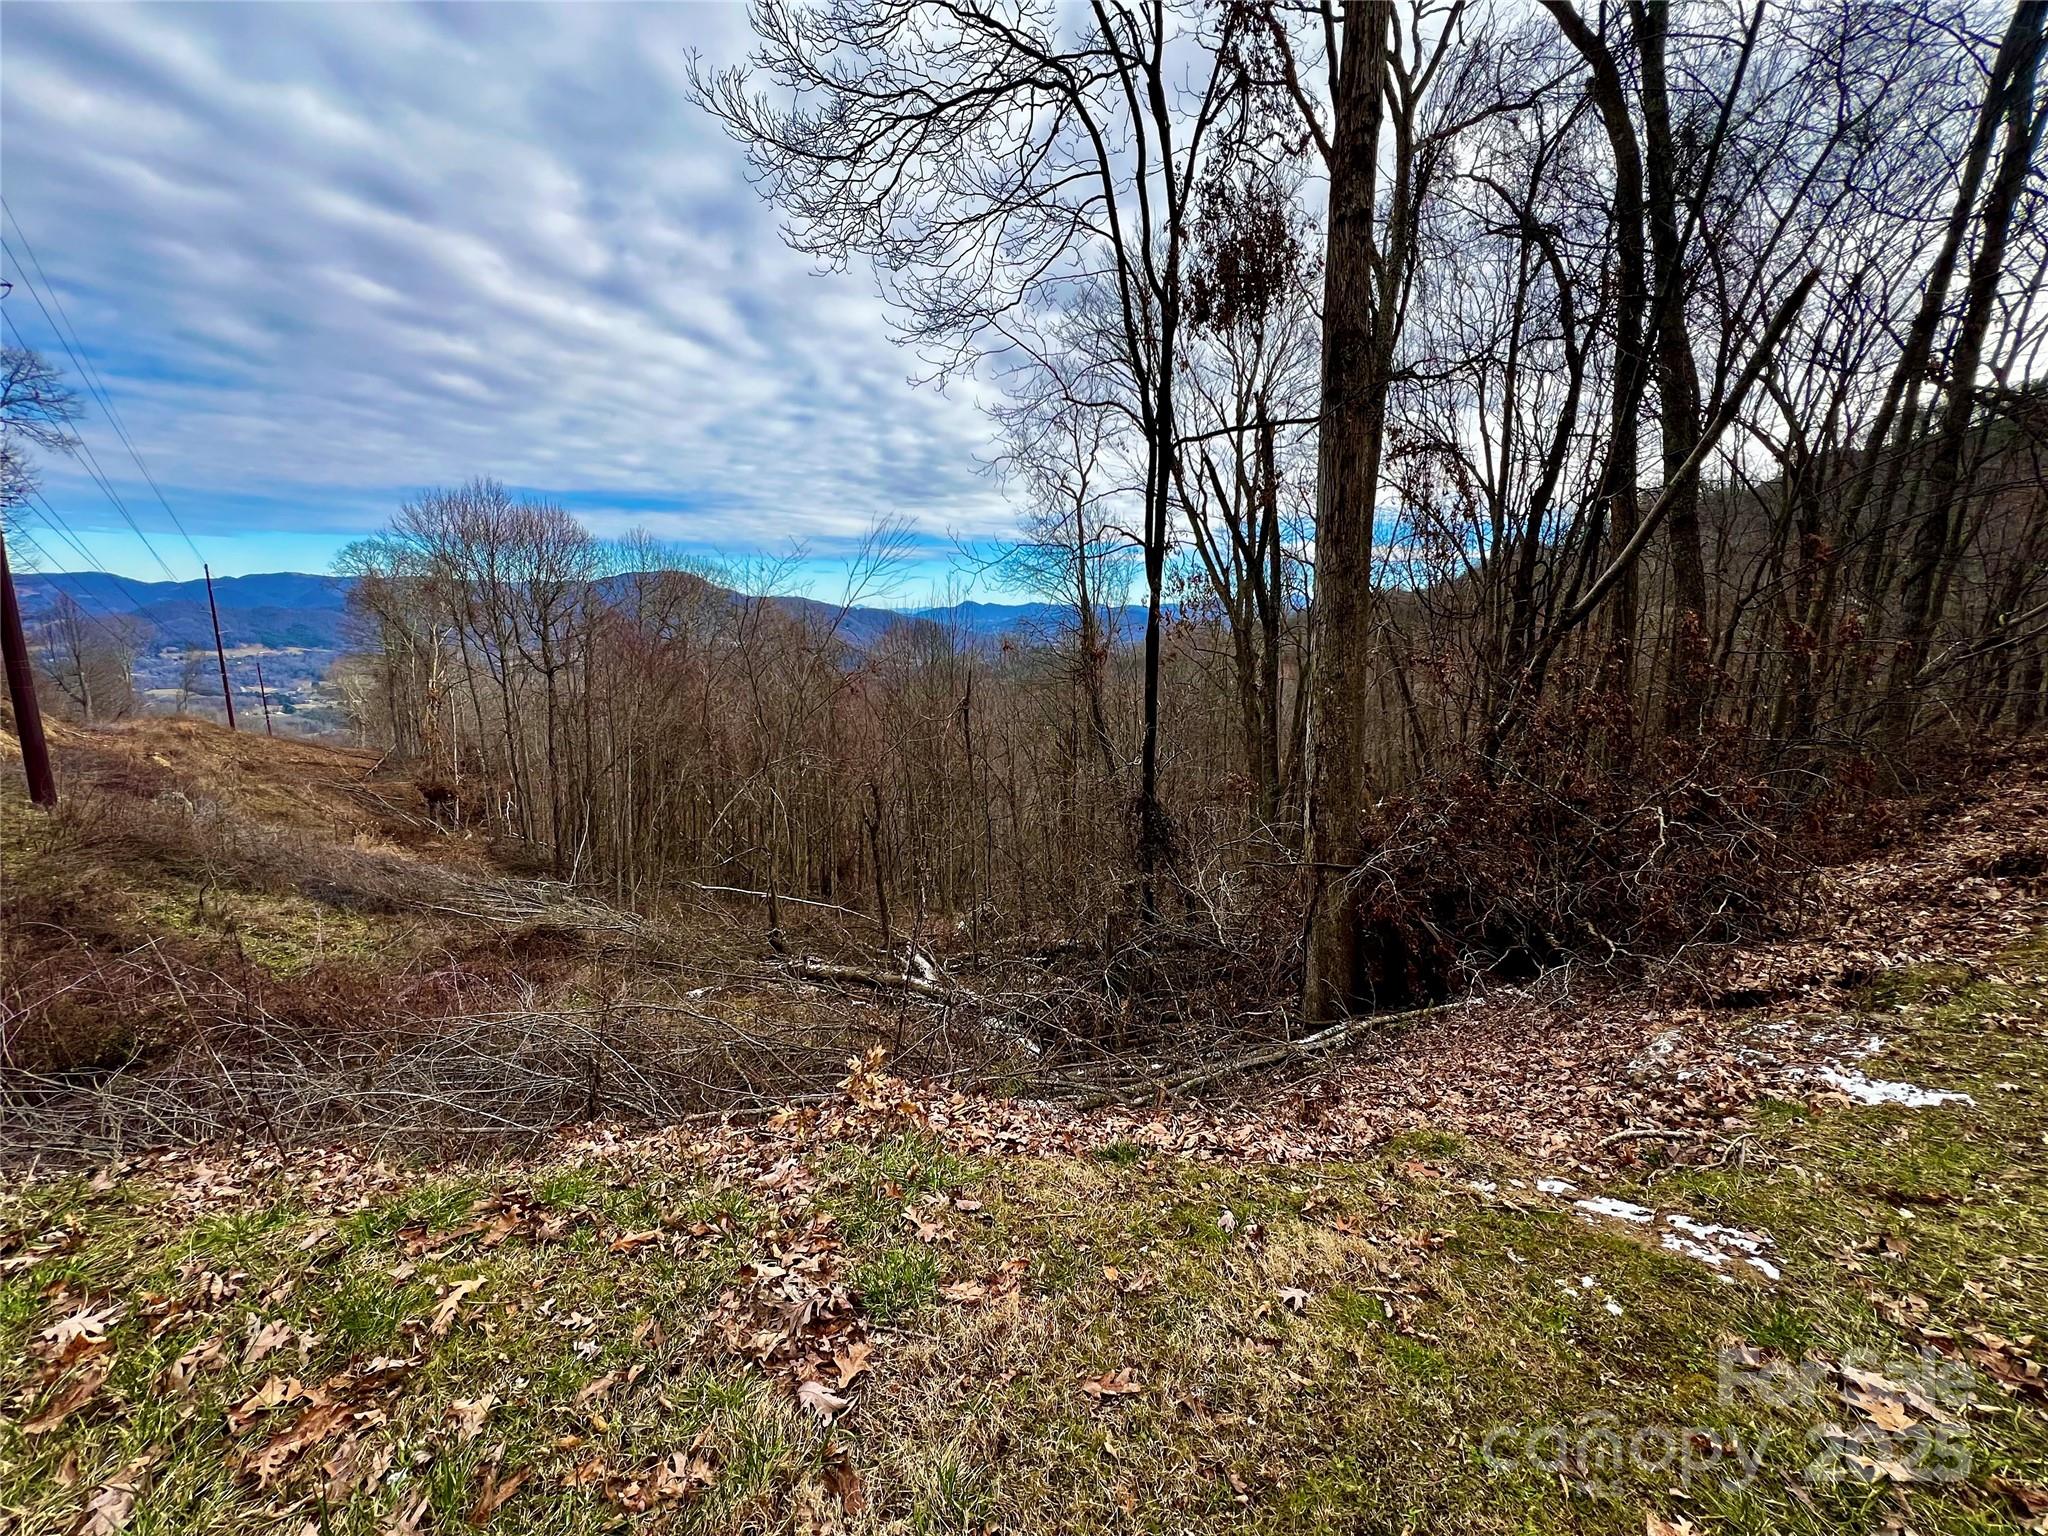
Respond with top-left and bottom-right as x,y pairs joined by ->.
4,719 -> 2048,1534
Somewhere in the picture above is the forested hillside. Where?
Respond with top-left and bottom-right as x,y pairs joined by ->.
3,0 -> 2047,1532
318,0 -> 2048,1024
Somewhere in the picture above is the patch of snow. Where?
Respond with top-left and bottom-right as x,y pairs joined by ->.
1467,1179 -> 1499,1195
1816,1067 -> 1973,1108
1662,1215 -> 1781,1281
1536,1179 -> 1780,1282
1575,1196 -> 1655,1225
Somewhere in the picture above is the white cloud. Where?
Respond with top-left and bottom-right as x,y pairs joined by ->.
0,0 -> 1016,560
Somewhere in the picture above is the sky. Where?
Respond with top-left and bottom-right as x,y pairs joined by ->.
0,1 -> 1017,598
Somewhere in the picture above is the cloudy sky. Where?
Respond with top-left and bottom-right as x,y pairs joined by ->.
0,1 -> 1013,592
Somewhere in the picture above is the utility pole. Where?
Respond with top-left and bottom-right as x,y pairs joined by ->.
0,530 -> 57,806
204,563 -> 236,729
254,657 -> 275,736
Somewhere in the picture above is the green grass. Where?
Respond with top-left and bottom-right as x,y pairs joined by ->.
4,943 -> 2046,1534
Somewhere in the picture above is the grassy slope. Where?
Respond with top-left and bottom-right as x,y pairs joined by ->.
5,942 -> 2046,1535
1,717 -> 454,982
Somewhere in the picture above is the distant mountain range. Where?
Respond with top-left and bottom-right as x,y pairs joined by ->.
12,570 -> 1148,675
13,571 -> 357,653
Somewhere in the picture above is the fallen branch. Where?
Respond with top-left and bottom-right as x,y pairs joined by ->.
1598,1126 -> 1711,1149
691,883 -> 882,924
785,958 -> 967,1003
1075,999 -> 1474,1109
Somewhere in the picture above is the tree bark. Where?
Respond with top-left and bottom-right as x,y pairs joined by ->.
1303,4 -> 1394,1025
1547,2 -> 1649,682
1635,1 -> 1709,728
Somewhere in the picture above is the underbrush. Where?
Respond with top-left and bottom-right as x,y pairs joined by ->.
998,705 -> 1884,1053
2,712 -> 2027,1161
1342,722 -> 1837,1008
4,943 -> 2044,1534
0,743 -> 953,1161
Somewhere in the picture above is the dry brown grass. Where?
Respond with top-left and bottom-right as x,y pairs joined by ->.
1,719 -> 975,1162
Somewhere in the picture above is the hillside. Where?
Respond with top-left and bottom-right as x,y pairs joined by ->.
4,720 -> 2047,1534
13,571 -> 1149,658
5,0 -> 2044,1528
8,570 -> 1154,737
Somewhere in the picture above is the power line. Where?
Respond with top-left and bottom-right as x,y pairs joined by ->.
24,498 -> 117,578
3,523 -> 154,642
0,301 -> 179,582
21,491 -> 168,625
0,289 -> 180,582
1,197 -> 204,565
11,499 -> 237,713
9,515 -> 148,630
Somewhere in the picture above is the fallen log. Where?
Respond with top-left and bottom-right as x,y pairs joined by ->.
786,957 -> 964,1002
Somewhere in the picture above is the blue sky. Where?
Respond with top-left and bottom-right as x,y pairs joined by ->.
0,2 -> 1016,597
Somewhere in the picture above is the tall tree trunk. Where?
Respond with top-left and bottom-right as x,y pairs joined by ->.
1636,0 -> 1709,729
1547,2 -> 1649,689
1257,404 -> 1285,827
1303,4 -> 1394,1025
1843,1 -> 2033,614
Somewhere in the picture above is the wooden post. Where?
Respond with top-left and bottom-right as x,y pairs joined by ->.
254,657 -> 275,736
0,531 -> 57,806
204,563 -> 236,729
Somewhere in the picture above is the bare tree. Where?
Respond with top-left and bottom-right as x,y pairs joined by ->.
35,591 -> 139,723
695,0 -> 1258,915
0,344 -> 81,529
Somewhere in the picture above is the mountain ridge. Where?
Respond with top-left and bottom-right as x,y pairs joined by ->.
10,570 -> 1147,657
